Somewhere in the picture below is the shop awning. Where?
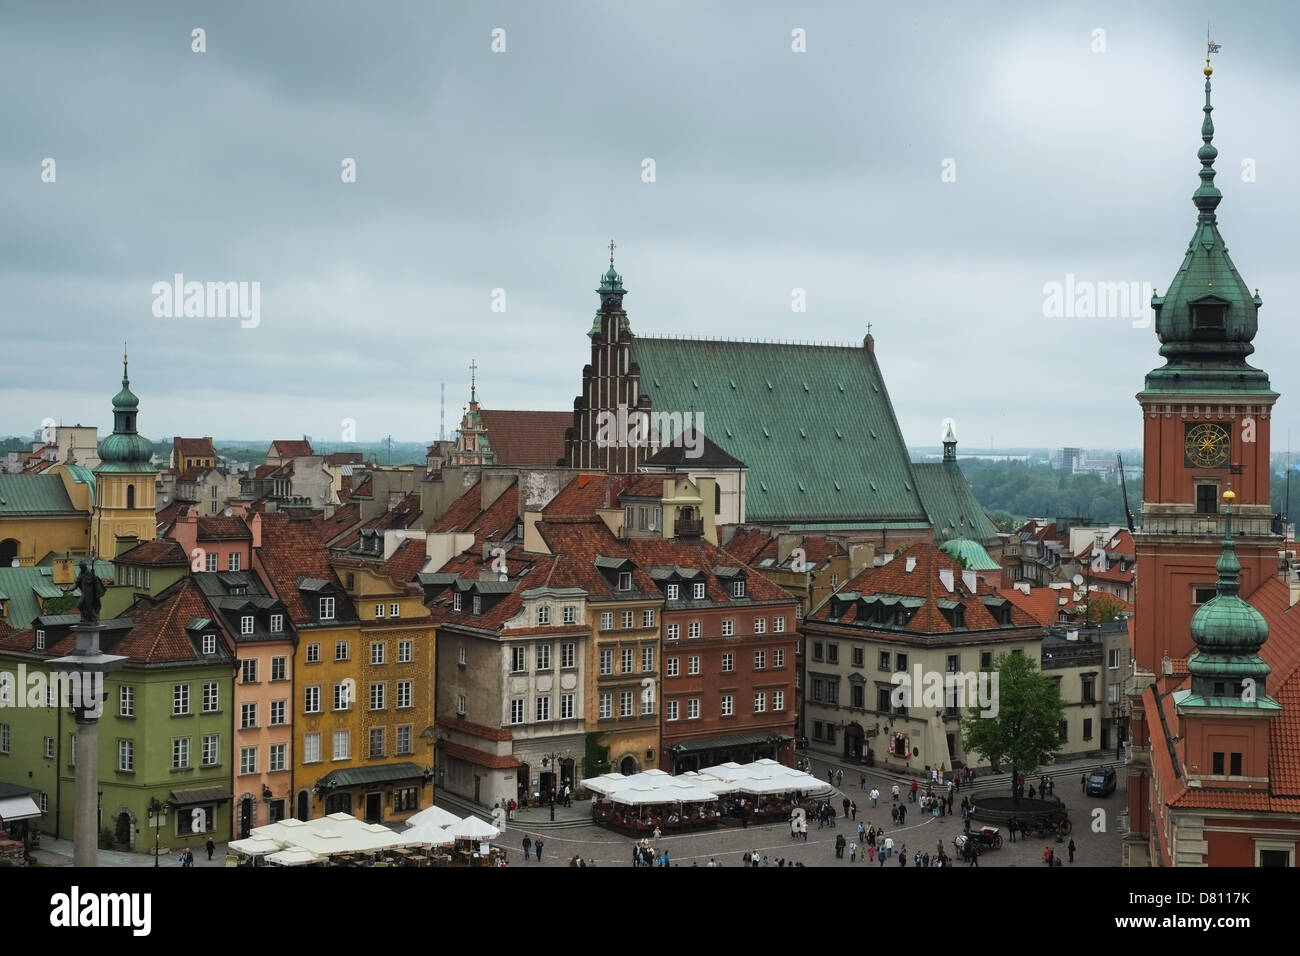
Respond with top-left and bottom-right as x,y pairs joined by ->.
169,787 -> 232,805
667,732 -> 788,755
315,762 -> 426,790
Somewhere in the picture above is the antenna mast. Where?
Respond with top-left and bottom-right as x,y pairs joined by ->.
441,382 -> 446,442
1117,452 -> 1136,533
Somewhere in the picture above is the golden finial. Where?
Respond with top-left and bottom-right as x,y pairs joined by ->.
1204,58 -> 1213,77
608,239 -> 616,265
1223,487 -> 1236,504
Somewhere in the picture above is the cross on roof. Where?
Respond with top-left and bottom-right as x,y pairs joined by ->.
469,359 -> 477,400
608,239 -> 616,264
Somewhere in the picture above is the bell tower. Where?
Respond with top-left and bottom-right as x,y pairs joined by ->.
91,350 -> 158,556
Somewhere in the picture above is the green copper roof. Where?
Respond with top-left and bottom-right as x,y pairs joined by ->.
0,561 -> 114,632
0,474 -> 80,517
940,537 -> 1001,570
97,355 -> 156,472
913,461 -> 1000,545
630,336 -> 929,525
1145,66 -> 1273,395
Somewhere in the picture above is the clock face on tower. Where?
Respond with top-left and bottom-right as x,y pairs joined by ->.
1184,422 -> 1230,469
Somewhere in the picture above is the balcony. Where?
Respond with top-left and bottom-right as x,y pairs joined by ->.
1140,512 -> 1277,539
675,517 -> 703,538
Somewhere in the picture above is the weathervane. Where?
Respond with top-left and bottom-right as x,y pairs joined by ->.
1207,23 -> 1221,62
608,239 -> 616,265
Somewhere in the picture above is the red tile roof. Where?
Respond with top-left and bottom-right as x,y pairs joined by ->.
197,515 -> 252,540
117,538 -> 189,566
270,440 -> 314,459
543,474 -> 632,516
324,452 -> 364,466
173,437 -> 216,458
478,409 -> 570,467
438,741 -> 521,770
620,475 -> 667,499
437,714 -> 513,742
254,512 -> 345,624
334,492 -> 424,550
724,528 -> 775,565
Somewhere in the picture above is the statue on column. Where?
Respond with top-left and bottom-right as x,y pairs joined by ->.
75,561 -> 104,623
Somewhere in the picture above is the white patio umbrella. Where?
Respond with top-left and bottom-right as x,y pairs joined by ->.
446,815 -> 501,841
228,837 -> 280,857
266,848 -> 320,866
403,821 -> 456,846
406,805 -> 461,829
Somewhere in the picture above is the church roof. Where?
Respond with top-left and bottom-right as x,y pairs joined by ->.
912,461 -> 1000,544
628,336 -> 929,526
0,474 -> 80,517
478,409 -> 570,467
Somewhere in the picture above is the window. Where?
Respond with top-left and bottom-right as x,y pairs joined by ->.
622,648 -> 634,674
693,582 -> 706,600
774,690 -> 785,711
172,737 -> 190,769
239,614 -> 254,636
732,580 -> 746,598
721,694 -> 734,717
773,648 -> 785,668
371,642 -> 386,665
722,619 -> 734,637
396,640 -> 411,663
827,682 -> 839,705
306,643 -> 320,664
643,609 -> 656,628
667,624 -> 680,641
1212,751 -> 1225,775
333,683 -> 351,711
304,686 -> 321,713
722,652 -> 734,673
270,613 -> 284,633
205,552 -> 218,572
270,699 -> 287,726
688,698 -> 700,719
667,700 -> 679,721
827,644 -> 839,664
269,743 -> 286,772
667,584 -> 679,601
369,683 -> 385,711
561,693 -> 574,719
395,726 -> 412,755
878,687 -> 892,712
369,729 -> 385,758
1108,648 -> 1123,670
456,694 -> 466,715
688,621 -> 701,639
618,571 -> 633,591
119,685 -> 134,718
1083,718 -> 1093,740
334,641 -> 349,662
453,592 -> 462,612
319,597 -> 335,620
390,602 -> 400,618
1082,677 -> 1096,703
754,617 -> 766,634
599,693 -> 612,719
642,692 -> 654,716
980,651 -> 993,669
1193,586 -> 1217,605
754,692 -> 766,713
472,595 -> 483,615
228,552 -> 241,571
642,646 -> 654,672
754,650 -> 766,670
457,643 -> 467,666
173,683 -> 191,716
202,734 -> 219,766
619,691 -> 633,717
1195,484 -> 1218,515
303,733 -> 321,764
688,656 -> 700,676
896,652 -> 908,672
1259,849 -> 1292,868
241,703 -> 257,729
118,739 -> 134,772
511,698 -> 525,724
561,642 -> 576,668
1058,720 -> 1068,743
332,730 -> 350,761
397,681 -> 412,709
241,659 -> 257,684
774,617 -> 785,633
600,649 -> 613,676
537,605 -> 550,626
536,696 -> 551,721
601,612 -> 613,630
562,605 -> 577,624
1230,753 -> 1243,776
43,736 -> 54,759
240,747 -> 257,775
511,646 -> 527,673
201,634 -> 216,655
621,610 -> 634,629
812,642 -> 824,662
537,644 -> 551,670
666,658 -> 679,677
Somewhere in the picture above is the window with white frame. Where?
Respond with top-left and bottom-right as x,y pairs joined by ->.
240,747 -> 257,775
334,640 -> 349,661
332,730 -> 350,760
43,736 -> 54,759
453,592 -> 462,612
270,613 -> 284,633
643,609 -> 656,628
119,685 -> 134,718
271,656 -> 286,681
241,659 -> 257,684
693,582 -> 706,600
687,698 -> 700,719
536,696 -> 550,721
599,693 -> 612,719
618,571 -> 633,591
667,623 -> 680,641
173,683 -> 191,715
306,643 -> 320,663
229,552 -> 241,571
601,612 -> 613,630
172,737 -> 190,769
456,694 -> 466,714
774,690 -> 785,711
621,610 -> 634,629
390,602 -> 400,618
561,693 -> 574,719
642,646 -> 654,672
369,729 -> 384,758
688,621 -> 701,639
396,726 -> 412,755
599,649 -> 613,675
397,680 -> 412,709
561,642 -> 575,668
237,614 -> 253,636
269,743 -> 286,772
369,682 -> 385,711
732,580 -> 746,598
721,652 -> 734,673
319,597 -> 335,620
641,692 -> 653,715
722,619 -> 734,636
721,694 -> 734,717
201,634 -> 217,655
374,603 -> 386,620
399,640 -> 412,663
303,733 -> 321,763
511,646 -> 527,673
754,692 -> 766,713
622,647 -> 634,673
619,690 -> 633,717
773,648 -> 785,668
202,734 -> 219,766
666,658 -> 679,677
471,595 -> 481,616
754,617 -> 766,634
304,685 -> 321,713
240,702 -> 257,729
270,699 -> 286,725
537,644 -> 551,670
562,604 -> 577,624
754,650 -> 766,670
667,700 -> 680,721
333,683 -> 350,710
118,739 -> 134,772
537,605 -> 551,626
667,584 -> 679,600
205,552 -> 218,572
510,698 -> 525,724
688,656 -> 700,675
774,617 -> 785,633
371,642 -> 386,665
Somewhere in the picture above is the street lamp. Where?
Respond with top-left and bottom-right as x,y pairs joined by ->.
147,797 -> 167,868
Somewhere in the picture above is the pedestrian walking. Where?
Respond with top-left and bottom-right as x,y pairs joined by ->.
891,783 -> 900,803
868,843 -> 876,863
842,797 -> 851,818
898,804 -> 907,825
850,800 -> 858,821
653,826 -> 662,842
801,821 -> 808,842
534,837 -> 544,862
1068,838 -> 1076,863
849,841 -> 858,863
522,835 -> 532,860
860,773 -> 866,790
870,787 -> 879,808
205,838 -> 215,861
914,851 -> 921,867
883,835 -> 894,859
836,769 -> 844,787
909,780 -> 918,803
891,805 -> 899,825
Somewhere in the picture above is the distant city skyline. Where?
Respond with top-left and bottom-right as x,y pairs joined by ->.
4,3 -> 1299,449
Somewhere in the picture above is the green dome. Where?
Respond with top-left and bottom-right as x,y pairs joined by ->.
98,431 -> 154,465
1189,593 -> 1268,652
112,380 -> 139,410
95,355 -> 155,472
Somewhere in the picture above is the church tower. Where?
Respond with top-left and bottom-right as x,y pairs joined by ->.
91,352 -> 157,556
1126,57 -> 1282,863
563,242 -> 655,472
447,361 -> 497,467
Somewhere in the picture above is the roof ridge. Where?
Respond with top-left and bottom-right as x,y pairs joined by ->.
634,334 -> 861,349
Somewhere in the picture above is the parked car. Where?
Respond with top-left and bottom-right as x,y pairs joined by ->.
1085,766 -> 1116,796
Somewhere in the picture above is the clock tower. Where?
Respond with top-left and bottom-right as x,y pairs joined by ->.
1126,59 -> 1282,864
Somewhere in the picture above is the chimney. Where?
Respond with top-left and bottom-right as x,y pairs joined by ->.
250,512 -> 262,550
1015,581 -> 1030,595
961,570 -> 977,592
938,568 -> 954,592
905,555 -> 916,573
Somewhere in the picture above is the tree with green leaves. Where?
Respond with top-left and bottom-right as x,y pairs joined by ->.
1080,592 -> 1126,623
961,652 -> 1064,803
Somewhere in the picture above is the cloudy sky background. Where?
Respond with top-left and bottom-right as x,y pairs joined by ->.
3,1 -> 1298,453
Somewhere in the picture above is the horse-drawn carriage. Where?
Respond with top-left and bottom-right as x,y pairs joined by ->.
953,825 -> 1002,858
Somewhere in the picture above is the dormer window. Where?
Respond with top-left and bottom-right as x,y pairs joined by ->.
270,613 -> 284,633
202,634 -> 217,655
319,597 -> 335,621
240,615 -> 254,636
1193,304 -> 1226,330
538,605 -> 551,626
618,572 -> 633,592
693,582 -> 706,600
453,592 -> 462,612
667,584 -> 679,601
472,595 -> 482,616
732,580 -> 746,598
35,629 -> 45,651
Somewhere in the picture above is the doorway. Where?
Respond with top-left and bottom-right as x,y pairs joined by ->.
296,791 -> 309,821
325,792 -> 352,815
619,755 -> 638,775
540,771 -> 556,803
517,764 -> 530,804
364,792 -> 382,823
239,797 -> 252,839
114,811 -> 132,847
843,723 -> 863,761
559,758 -> 576,795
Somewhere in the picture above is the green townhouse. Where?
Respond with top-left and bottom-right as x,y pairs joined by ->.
0,567 -> 238,855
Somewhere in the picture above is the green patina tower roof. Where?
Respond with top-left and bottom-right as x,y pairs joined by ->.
1183,488 -> 1276,708
1145,62 -> 1273,396
96,351 -> 155,473
591,242 -> 629,337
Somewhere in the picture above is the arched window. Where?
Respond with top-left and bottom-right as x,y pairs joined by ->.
126,485 -> 136,509
0,539 -> 18,567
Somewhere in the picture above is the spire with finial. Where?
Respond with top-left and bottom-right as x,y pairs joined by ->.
1194,34 -> 1222,224
593,239 -> 628,336
942,419 -> 958,463
469,358 -> 478,405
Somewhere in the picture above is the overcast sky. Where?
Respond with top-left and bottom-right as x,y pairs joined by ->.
4,1 -> 1298,453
